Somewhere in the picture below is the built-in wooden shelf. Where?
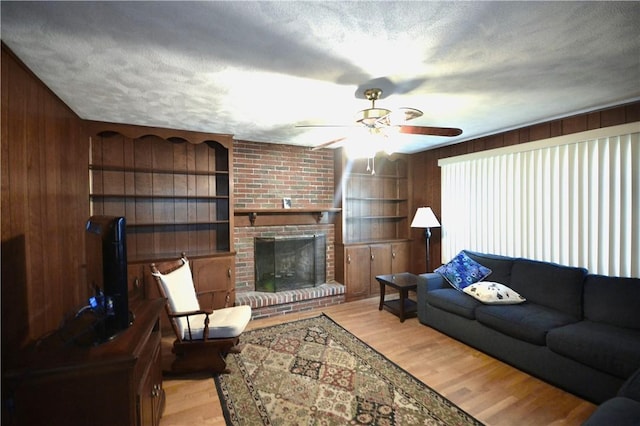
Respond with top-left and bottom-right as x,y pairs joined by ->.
234,207 -> 341,226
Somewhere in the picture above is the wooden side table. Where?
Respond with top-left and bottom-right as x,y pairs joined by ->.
376,272 -> 419,322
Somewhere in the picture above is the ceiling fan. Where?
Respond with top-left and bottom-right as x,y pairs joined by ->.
298,88 -> 463,151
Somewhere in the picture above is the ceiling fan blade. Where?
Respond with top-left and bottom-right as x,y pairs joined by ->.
311,137 -> 347,151
399,125 -> 463,137
296,124 -> 354,128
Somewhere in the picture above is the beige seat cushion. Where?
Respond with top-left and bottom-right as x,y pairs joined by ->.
179,305 -> 252,340
154,258 -> 251,340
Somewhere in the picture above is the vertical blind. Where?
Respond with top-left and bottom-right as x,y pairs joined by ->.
439,123 -> 640,278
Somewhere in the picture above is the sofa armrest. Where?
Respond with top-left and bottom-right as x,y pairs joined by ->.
618,367 -> 640,402
417,273 -> 446,325
418,272 -> 447,291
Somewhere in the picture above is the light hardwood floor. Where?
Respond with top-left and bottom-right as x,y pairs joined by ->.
159,297 -> 596,425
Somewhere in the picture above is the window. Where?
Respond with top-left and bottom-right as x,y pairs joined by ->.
439,123 -> 640,277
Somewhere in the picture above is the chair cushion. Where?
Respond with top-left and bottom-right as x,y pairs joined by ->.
425,288 -> 481,320
475,303 -> 578,345
181,305 -> 252,340
547,321 -> 640,379
154,259 -> 200,338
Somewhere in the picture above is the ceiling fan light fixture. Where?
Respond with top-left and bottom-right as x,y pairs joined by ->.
355,107 -> 392,127
306,87 -> 463,151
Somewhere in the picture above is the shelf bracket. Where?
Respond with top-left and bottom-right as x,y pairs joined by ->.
312,212 -> 324,223
248,212 -> 257,226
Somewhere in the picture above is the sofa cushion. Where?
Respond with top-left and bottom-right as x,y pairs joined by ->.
464,251 -> 514,285
475,303 -> 578,345
547,321 -> 640,379
618,367 -> 640,400
435,250 -> 492,291
425,288 -> 481,320
582,397 -> 640,426
584,275 -> 640,330
509,258 -> 586,319
463,281 -> 526,304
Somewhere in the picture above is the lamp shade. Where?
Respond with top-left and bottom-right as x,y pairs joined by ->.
411,207 -> 441,228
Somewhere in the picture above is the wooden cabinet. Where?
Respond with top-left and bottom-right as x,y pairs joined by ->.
5,299 -> 165,426
85,121 -> 236,322
191,255 -> 236,307
339,244 -> 371,299
138,337 -> 164,426
334,148 -> 412,299
338,241 -> 411,301
391,241 -> 411,273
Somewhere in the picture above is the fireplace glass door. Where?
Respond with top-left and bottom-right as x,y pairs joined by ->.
254,235 -> 326,292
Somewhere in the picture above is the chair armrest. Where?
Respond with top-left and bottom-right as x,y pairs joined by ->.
170,309 -> 214,342
169,309 -> 213,318
618,367 -> 640,402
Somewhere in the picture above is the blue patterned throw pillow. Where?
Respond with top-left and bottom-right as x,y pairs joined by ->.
435,251 -> 492,291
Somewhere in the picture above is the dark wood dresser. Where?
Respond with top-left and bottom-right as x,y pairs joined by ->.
5,298 -> 165,426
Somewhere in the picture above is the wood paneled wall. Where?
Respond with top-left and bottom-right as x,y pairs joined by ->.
2,38 -> 638,359
1,44 -> 88,365
409,101 -> 640,273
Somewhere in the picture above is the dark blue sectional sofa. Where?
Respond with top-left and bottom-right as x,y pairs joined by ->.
416,250 -> 640,407
583,367 -> 640,425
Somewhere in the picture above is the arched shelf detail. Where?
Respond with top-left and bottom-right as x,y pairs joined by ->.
85,120 -> 234,149
86,120 -> 235,261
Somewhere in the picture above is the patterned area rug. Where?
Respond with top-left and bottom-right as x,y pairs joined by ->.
214,314 -> 483,425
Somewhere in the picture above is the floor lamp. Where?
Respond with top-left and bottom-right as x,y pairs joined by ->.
411,207 -> 441,272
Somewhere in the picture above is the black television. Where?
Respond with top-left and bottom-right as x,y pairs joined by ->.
85,215 -> 130,341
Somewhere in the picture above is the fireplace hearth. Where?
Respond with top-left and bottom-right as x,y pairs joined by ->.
254,234 -> 326,292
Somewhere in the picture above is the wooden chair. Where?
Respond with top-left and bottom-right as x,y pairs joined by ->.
150,254 -> 251,374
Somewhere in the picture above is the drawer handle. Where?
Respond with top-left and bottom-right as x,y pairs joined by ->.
227,268 -> 232,278
371,254 -> 375,261
134,277 -> 140,289
347,254 -> 351,264
392,252 -> 396,259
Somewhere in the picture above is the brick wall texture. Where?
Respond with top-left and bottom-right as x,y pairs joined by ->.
233,141 -> 336,293
234,140 -> 334,209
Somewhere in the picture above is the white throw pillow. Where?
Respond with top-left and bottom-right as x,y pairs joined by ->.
463,281 -> 526,304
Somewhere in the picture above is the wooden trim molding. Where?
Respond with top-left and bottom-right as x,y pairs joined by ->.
234,208 -> 341,226
84,120 -> 234,149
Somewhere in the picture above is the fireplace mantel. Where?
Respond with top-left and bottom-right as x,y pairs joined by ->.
235,208 -> 341,226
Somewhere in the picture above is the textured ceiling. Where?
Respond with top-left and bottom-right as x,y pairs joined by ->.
2,1 -> 639,153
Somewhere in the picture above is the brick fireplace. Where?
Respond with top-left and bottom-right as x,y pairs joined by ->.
232,140 -> 345,319
254,234 -> 326,292
234,224 -> 344,319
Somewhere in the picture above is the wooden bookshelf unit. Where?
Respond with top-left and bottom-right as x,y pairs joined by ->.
333,149 -> 412,300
